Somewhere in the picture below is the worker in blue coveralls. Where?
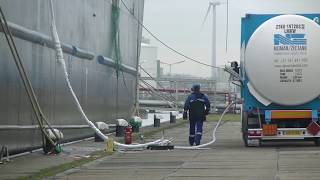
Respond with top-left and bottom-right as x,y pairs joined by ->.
183,84 -> 210,146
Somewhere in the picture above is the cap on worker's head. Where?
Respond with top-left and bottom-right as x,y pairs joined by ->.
192,84 -> 200,92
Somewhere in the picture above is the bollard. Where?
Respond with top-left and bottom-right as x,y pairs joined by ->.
154,114 -> 160,127
130,116 -> 141,133
106,138 -> 114,153
116,125 -> 125,137
170,112 -> 176,124
116,119 -> 128,137
95,122 -> 109,142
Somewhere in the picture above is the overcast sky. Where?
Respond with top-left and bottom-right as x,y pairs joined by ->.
142,0 -> 320,77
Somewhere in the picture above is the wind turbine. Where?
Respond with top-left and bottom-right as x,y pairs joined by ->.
202,1 -> 227,80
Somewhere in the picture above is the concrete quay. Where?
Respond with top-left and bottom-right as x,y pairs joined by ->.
50,120 -> 320,180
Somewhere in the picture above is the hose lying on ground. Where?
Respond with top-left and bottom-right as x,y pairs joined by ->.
49,0 -> 234,151
174,102 -> 235,150
49,0 -> 167,149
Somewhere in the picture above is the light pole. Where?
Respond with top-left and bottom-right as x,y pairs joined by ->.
159,60 -> 185,76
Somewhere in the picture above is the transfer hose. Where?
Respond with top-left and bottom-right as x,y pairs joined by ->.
175,102 -> 235,150
49,0 -> 166,149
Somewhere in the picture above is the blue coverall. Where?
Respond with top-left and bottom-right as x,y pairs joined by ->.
184,92 -> 210,146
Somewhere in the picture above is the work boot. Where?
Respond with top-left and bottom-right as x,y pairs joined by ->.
189,135 -> 195,146
195,133 -> 202,146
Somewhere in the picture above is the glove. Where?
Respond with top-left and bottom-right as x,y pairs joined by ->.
183,111 -> 188,120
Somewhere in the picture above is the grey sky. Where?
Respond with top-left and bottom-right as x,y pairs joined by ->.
142,0 -> 320,77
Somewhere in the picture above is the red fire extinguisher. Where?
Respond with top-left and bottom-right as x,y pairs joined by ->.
124,126 -> 132,144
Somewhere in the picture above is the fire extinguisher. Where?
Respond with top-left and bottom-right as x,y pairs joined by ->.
124,126 -> 132,144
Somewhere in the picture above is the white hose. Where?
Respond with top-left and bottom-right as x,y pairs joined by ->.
48,0 -> 165,149
175,102 -> 235,150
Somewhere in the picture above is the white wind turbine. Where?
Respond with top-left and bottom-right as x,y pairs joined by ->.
202,1 -> 228,80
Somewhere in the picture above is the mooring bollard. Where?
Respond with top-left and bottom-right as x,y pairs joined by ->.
116,125 -> 125,137
154,114 -> 160,127
170,112 -> 176,124
116,119 -> 128,137
95,122 -> 109,142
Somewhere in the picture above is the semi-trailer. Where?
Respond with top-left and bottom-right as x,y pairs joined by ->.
239,14 -> 320,146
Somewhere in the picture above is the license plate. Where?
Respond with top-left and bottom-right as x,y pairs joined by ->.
285,130 -> 302,136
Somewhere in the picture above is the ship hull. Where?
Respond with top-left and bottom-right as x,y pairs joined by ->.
0,0 -> 144,154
